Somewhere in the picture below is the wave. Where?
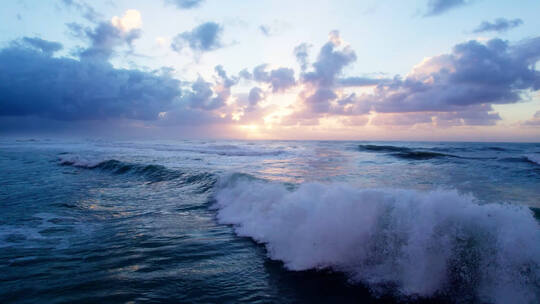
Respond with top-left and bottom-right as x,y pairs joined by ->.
58,155 -> 105,168
499,155 -> 540,166
483,146 -> 507,152
358,144 -> 412,153
390,151 -> 456,160
525,154 -> 540,166
358,145 -> 459,160
59,156 -> 215,187
171,147 -> 285,157
105,142 -> 285,157
213,175 -> 540,303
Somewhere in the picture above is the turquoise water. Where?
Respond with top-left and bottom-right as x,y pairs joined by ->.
1,139 -> 539,303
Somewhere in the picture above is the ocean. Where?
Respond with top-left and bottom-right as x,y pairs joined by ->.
1,138 -> 539,303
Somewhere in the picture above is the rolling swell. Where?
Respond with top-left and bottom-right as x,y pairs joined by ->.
499,155 -> 540,166
391,151 -> 455,160
213,174 -> 540,303
358,144 -> 459,160
59,156 -> 216,187
358,144 -> 412,153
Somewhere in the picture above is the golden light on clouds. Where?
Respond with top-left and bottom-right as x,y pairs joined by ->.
111,9 -> 142,32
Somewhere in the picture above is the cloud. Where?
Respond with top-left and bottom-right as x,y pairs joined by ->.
165,0 -> 204,9
360,37 -> 540,126
336,76 -> 390,87
248,87 -> 264,106
20,37 -> 63,55
281,32 -> 540,128
156,107 -> 227,126
258,21 -> 289,37
61,0 -> 101,22
252,64 -> 296,92
80,21 -> 141,61
259,25 -> 271,36
292,31 -> 366,118
0,39 -> 181,121
111,9 -> 142,32
303,31 -> 356,86
424,0 -> 470,17
67,10 -> 143,61
523,111 -> 540,126
293,43 -> 311,72
171,22 -> 223,53
305,88 -> 337,113
181,65 -> 237,110
473,18 -> 523,33
238,68 -> 252,80
371,113 -> 434,126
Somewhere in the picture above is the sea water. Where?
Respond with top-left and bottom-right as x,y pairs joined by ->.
1,138 -> 539,303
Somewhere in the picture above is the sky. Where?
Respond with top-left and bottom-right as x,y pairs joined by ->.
0,0 -> 539,141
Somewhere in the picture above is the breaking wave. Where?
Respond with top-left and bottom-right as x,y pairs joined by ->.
213,174 -> 540,303
525,154 -> 540,166
499,155 -> 540,166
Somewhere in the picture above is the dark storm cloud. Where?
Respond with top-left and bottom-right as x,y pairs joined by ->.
171,22 -> 223,53
473,18 -> 523,33
0,39 -> 181,121
252,64 -> 296,92
165,0 -> 204,9
424,0 -> 470,17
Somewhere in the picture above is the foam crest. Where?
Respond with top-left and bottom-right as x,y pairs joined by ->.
526,154 -> 540,166
58,154 -> 104,167
213,175 -> 540,303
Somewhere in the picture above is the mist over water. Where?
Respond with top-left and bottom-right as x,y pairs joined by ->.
1,138 -> 539,303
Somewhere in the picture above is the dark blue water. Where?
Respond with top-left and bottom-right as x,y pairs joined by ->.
1,139 -> 539,303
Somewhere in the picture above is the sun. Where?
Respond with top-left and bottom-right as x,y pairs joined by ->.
239,124 -> 259,132
238,124 -> 263,138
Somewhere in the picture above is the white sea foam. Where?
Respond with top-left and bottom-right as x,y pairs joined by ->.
58,154 -> 104,167
525,154 -> 540,165
214,174 -> 540,303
